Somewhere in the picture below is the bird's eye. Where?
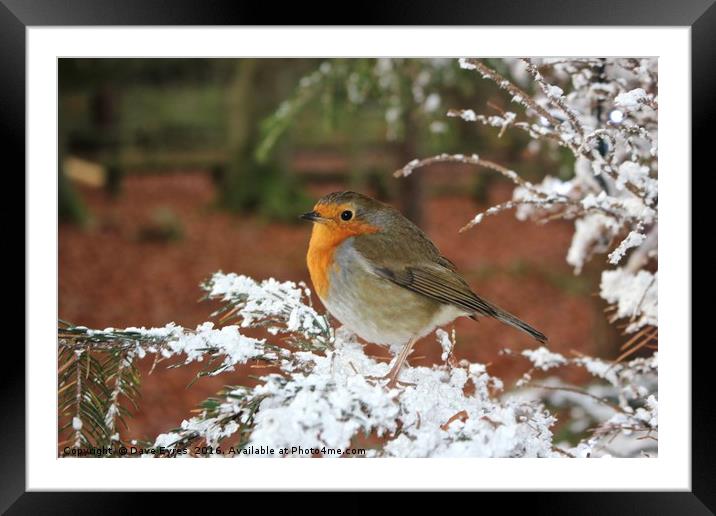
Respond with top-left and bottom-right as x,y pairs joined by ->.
340,210 -> 353,221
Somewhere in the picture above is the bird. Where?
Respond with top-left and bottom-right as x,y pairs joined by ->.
301,191 -> 547,388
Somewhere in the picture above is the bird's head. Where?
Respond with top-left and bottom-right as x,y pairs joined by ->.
301,191 -> 393,245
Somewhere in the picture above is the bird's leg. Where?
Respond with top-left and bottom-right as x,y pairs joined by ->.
384,337 -> 417,388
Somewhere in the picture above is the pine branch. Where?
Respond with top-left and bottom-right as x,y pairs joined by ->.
58,343 -> 140,452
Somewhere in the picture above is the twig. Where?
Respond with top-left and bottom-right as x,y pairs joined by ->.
394,153 -> 537,192
522,58 -> 586,139
531,383 -> 626,414
74,351 -> 83,447
552,446 -> 577,458
460,58 -> 561,128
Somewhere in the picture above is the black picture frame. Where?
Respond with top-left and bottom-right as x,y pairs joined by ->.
8,0 -> 708,512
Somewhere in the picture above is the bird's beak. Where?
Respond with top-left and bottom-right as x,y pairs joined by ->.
300,210 -> 326,223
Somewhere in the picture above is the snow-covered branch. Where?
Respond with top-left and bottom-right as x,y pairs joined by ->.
60,276 -> 563,457
392,57 -> 659,457
443,58 -> 658,287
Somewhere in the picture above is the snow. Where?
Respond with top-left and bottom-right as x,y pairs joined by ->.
205,272 -> 331,342
510,175 -> 574,222
467,213 -> 484,226
616,161 -> 658,201
99,321 -> 269,374
574,356 -> 621,387
76,272 -> 558,457
608,231 -> 646,265
547,85 -> 564,98
522,347 -> 567,371
154,432 -> 182,448
123,323 -> 182,340
250,340 -> 556,457
614,88 -> 650,110
600,269 -> 657,331
152,329 -> 557,458
396,153 -> 481,179
511,351 -> 657,458
642,395 -> 658,427
435,328 -> 453,362
70,258 -> 655,458
458,58 -> 477,70
567,214 -> 617,273
72,417 -> 83,431
459,109 -> 477,122
105,403 -> 119,427
164,322 -> 267,372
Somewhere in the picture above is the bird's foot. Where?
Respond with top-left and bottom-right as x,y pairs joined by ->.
365,337 -> 418,389
365,373 -> 415,389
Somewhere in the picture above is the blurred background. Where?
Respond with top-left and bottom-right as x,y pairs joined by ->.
59,58 -> 619,444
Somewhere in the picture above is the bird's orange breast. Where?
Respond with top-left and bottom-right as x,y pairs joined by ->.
306,217 -> 379,299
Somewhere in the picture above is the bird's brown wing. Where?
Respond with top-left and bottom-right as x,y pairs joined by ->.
352,227 -> 547,342
372,263 -> 547,343
353,226 -> 490,313
372,263 -> 495,317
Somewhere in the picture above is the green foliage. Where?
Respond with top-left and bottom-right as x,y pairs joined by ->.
218,149 -> 311,222
58,326 -> 142,451
254,69 -> 326,164
255,58 -> 468,164
154,386 -> 267,454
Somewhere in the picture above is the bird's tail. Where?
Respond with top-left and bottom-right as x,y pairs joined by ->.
472,302 -> 547,343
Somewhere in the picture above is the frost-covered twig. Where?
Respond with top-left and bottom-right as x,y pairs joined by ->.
522,58 -> 587,139
447,108 -> 568,148
517,349 -> 658,457
459,58 -> 562,129
394,152 -> 540,194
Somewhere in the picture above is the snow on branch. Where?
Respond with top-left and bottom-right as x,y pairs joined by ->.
202,272 -> 333,351
458,58 -> 561,128
395,153 -> 527,188
615,88 -> 658,111
60,276 -> 562,458
152,329 -> 558,458
516,348 -> 657,457
59,267 -> 656,457
521,58 -> 587,139
392,57 -> 658,457
600,268 -> 657,332
58,275 -> 332,452
458,58 -> 656,201
447,58 -> 658,282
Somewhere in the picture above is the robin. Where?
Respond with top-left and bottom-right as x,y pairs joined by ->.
301,191 -> 546,388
